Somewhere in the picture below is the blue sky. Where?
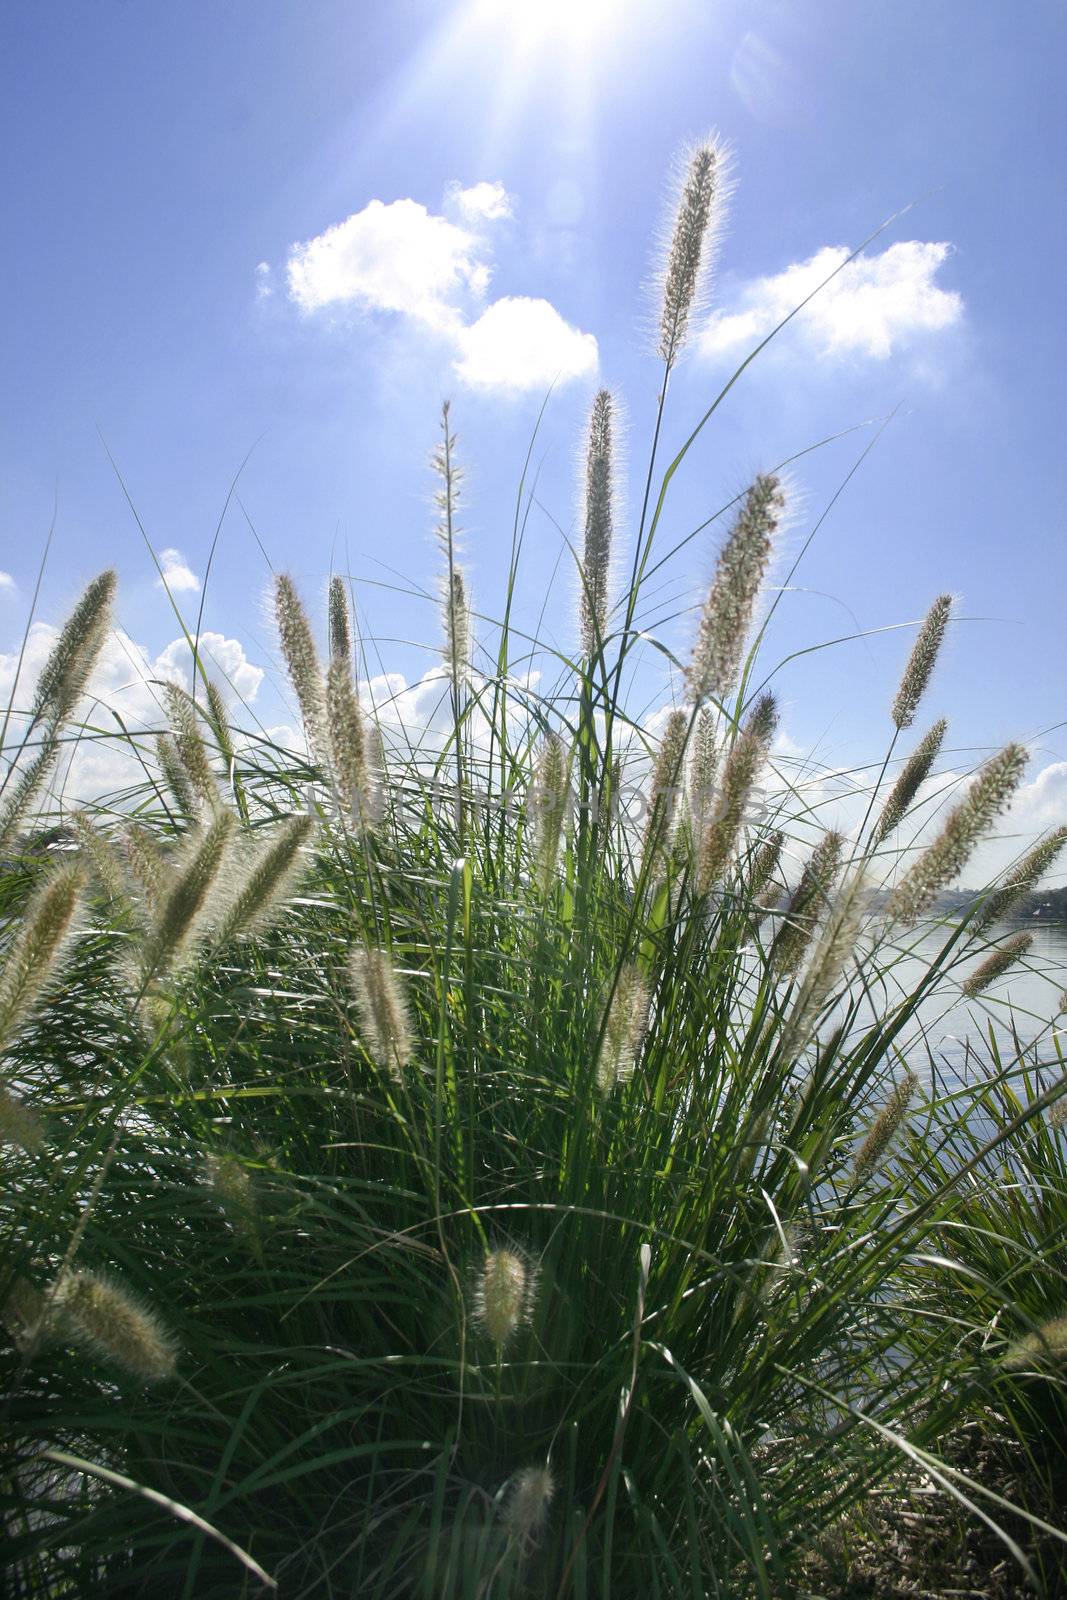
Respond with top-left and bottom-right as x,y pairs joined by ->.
1,0 -> 1065,875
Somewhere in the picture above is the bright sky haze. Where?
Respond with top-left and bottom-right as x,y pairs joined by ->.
1,0 -> 1065,880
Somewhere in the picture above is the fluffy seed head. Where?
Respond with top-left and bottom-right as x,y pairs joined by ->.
642,711 -> 689,873
696,695 -> 777,895
853,1071 -> 918,1184
31,569 -> 116,728
328,575 -> 352,668
476,1247 -> 534,1350
749,830 -> 784,901
326,658 -> 377,828
874,718 -> 948,844
886,745 -> 1028,925
1001,1316 -> 1067,1373
579,388 -> 615,655
213,814 -> 314,946
156,732 -> 196,816
658,139 -> 729,368
780,871 -> 869,1061
124,824 -> 173,917
161,683 -> 219,812
70,811 -> 127,904
530,732 -> 570,893
139,810 -> 237,981
596,965 -> 651,1093
687,708 -> 718,835
0,1085 -> 45,1151
0,735 -> 62,860
0,861 -> 85,1050
772,831 -> 844,976
53,1269 -> 177,1382
1050,1072 -> 1067,1131
687,476 -> 785,706
203,678 -> 236,778
892,594 -> 952,730
961,932 -> 1033,999
274,573 -> 328,763
442,567 -> 471,687
503,1466 -> 555,1546
974,827 -> 1067,933
349,946 -> 414,1080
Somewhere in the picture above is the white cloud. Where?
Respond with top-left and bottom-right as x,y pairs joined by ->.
0,571 -> 15,595
447,180 -> 513,222
453,295 -> 598,391
156,547 -> 200,594
700,240 -> 963,363
155,632 -> 264,705
283,185 -> 597,392
287,198 -> 488,330
255,261 -> 273,300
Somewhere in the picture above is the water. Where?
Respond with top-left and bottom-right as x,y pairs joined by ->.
855,919 -> 1067,1088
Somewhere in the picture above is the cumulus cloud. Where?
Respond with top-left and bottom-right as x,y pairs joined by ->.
156,547 -> 200,594
447,179 -> 513,222
453,296 -> 598,391
700,240 -> 963,363
287,198 -> 489,330
0,571 -> 15,595
0,621 -> 264,802
284,184 -> 597,391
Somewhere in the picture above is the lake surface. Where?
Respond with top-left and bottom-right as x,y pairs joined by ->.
853,919 -> 1067,1089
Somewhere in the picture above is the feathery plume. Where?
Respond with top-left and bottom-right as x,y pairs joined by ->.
0,861 -> 85,1048
0,733 -> 61,859
886,744 -> 1028,925
326,658 -> 376,828
1001,1316 -> 1067,1373
475,1247 -> 535,1350
53,1269 -> 176,1383
1050,1072 -> 1067,1132
70,810 -> 127,904
203,678 -> 236,780
696,694 -> 777,895
596,965 -> 651,1093
328,575 -> 352,668
779,871 -> 869,1062
30,569 -> 116,728
961,932 -> 1033,999
891,594 -> 952,730
156,732 -> 195,816
442,567 -> 471,689
349,946 -> 414,1080
0,1085 -> 45,1151
579,388 -> 615,655
973,827 -> 1067,933
1,1276 -> 49,1350
873,718 -> 948,844
687,708 -> 718,836
274,573 -> 328,763
530,732 -> 569,893
749,830 -> 784,901
162,683 -> 219,812
124,824 -> 173,916
771,831 -> 844,975
658,139 -> 729,369
852,1072 -> 918,1183
687,475 -> 785,706
641,710 -> 688,873
213,814 -> 314,946
503,1466 -> 555,1548
138,810 -> 237,981
203,1151 -> 255,1237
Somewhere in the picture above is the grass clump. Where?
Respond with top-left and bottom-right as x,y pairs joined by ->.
1,136 -> 1066,1600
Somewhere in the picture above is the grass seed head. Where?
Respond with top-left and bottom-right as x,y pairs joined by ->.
891,594 -> 952,730
0,861 -> 85,1050
162,682 -> 220,812
886,744 -> 1028,925
642,710 -> 689,873
530,732 -> 569,893
772,830 -> 844,976
328,574 -> 352,668
658,138 -> 730,369
961,932 -> 1033,998
696,694 -> 777,895
326,658 -> 377,828
687,475 -> 785,706
476,1247 -> 535,1350
349,946 -> 414,1080
1001,1316 -> 1067,1373
874,718 -> 948,843
139,810 -> 237,980
30,569 -> 116,728
213,814 -> 314,946
0,734 -> 62,859
596,965 -> 651,1093
274,572 -> 328,763
852,1071 -> 918,1184
0,1085 -> 45,1151
579,388 -> 616,656
973,826 -> 1067,933
503,1465 -> 555,1546
442,566 -> 471,687
53,1269 -> 177,1383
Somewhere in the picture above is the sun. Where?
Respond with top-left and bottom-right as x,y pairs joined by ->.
467,0 -> 633,57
